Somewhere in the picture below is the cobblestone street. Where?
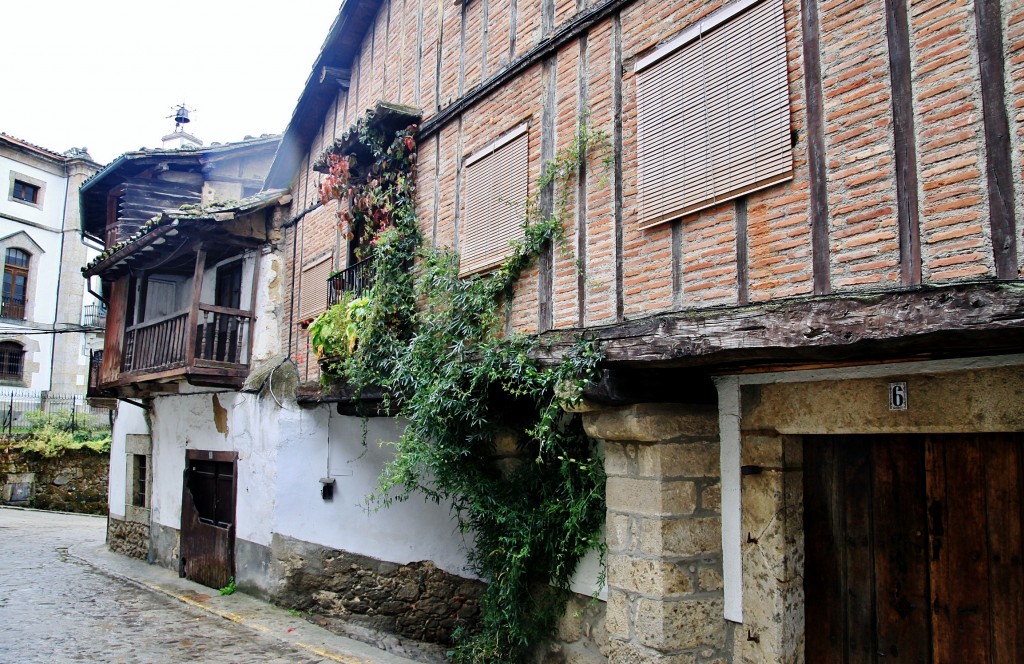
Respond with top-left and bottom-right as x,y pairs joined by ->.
0,508 -> 417,663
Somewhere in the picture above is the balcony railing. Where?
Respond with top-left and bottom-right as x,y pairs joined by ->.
82,303 -> 107,328
122,311 -> 190,373
121,305 -> 252,376
1,296 -> 26,320
328,256 -> 375,307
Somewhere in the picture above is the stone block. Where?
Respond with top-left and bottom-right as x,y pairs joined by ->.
604,442 -> 636,477
640,517 -> 722,557
605,589 -> 632,639
701,483 -> 722,513
638,441 -> 720,479
606,513 -> 631,552
634,597 -> 726,651
608,641 -> 697,664
698,566 -> 724,592
606,477 -> 696,517
607,556 -> 692,596
584,404 -> 719,443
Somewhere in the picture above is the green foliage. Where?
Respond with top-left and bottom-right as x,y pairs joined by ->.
11,411 -> 111,457
318,120 -> 609,663
307,291 -> 370,379
219,576 -> 236,596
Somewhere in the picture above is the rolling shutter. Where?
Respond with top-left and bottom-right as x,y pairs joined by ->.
460,125 -> 530,276
299,255 -> 333,322
636,0 -> 792,228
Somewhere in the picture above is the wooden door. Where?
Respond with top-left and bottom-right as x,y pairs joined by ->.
180,450 -> 237,589
804,434 -> 1024,663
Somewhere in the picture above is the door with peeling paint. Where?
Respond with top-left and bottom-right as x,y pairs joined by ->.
804,434 -> 1024,662
180,449 -> 237,589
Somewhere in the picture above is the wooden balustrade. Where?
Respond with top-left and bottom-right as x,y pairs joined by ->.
120,305 -> 252,376
122,311 -> 190,373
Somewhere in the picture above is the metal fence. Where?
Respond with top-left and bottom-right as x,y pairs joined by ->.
0,391 -> 112,435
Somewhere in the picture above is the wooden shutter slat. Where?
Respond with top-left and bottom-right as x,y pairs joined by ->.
299,257 -> 333,322
637,0 -> 791,227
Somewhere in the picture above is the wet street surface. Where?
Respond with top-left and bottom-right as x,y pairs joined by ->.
0,508 -> 336,663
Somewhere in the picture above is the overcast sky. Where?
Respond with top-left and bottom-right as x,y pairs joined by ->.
1,1 -> 341,165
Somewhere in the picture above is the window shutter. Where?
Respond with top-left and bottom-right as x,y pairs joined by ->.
299,255 -> 333,322
460,126 -> 530,276
636,0 -> 792,228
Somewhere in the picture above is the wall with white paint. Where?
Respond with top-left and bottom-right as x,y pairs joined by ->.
106,401 -> 149,519
273,407 -> 473,577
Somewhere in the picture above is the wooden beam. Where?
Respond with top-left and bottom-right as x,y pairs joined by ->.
536,281 -> 1024,368
320,66 -> 352,89
185,247 -> 206,371
801,0 -> 830,295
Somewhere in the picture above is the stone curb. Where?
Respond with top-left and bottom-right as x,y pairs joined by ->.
68,541 -> 425,664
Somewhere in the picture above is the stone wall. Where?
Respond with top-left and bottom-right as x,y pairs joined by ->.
0,447 -> 108,514
107,515 -> 150,560
584,403 -> 730,663
271,534 -> 484,648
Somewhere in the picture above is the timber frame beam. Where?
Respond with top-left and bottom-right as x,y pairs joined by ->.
536,281 -> 1024,370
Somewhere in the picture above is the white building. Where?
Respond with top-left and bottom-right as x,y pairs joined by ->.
0,133 -> 103,395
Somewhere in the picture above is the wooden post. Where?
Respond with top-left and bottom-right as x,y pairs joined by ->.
246,250 -> 261,367
185,246 -> 206,370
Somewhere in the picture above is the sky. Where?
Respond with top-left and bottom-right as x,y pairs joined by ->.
1,1 -> 342,165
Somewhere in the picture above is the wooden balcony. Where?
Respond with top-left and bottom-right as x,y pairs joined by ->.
99,303 -> 253,393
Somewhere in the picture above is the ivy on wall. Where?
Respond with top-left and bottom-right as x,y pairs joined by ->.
311,114 -> 608,663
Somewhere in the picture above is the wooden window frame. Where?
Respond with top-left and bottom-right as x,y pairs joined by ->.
635,0 -> 793,229
2,248 -> 30,321
459,123 -> 531,277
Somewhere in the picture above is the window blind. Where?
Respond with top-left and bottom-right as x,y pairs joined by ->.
636,0 -> 792,228
460,126 -> 530,276
299,255 -> 333,322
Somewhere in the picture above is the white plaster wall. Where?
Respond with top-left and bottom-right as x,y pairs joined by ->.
251,251 -> 283,361
0,154 -> 67,230
107,401 -> 149,519
149,390 -> 279,547
273,407 -> 474,578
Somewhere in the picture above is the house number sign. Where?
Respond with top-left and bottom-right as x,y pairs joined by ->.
889,382 -> 908,410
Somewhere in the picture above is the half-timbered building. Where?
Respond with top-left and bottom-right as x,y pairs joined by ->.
265,0 -> 1024,660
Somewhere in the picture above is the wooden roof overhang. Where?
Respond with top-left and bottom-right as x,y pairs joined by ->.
83,192 -> 286,279
312,101 -> 422,175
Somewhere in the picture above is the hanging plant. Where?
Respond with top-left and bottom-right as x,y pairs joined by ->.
315,116 -> 609,663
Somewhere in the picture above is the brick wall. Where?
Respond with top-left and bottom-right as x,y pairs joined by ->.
280,0 -> 1021,368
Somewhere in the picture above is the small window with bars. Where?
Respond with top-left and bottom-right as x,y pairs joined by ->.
132,454 -> 148,508
459,124 -> 530,277
635,0 -> 792,228
0,341 -> 25,381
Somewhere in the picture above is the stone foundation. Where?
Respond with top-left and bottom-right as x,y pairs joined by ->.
107,515 -> 150,560
270,534 -> 484,646
0,447 -> 108,514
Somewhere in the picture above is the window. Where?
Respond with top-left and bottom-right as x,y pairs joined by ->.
635,0 -> 792,228
459,124 -> 530,276
299,255 -> 333,323
132,454 -> 148,507
2,248 -> 29,319
0,341 -> 24,381
8,173 -> 44,209
12,180 -> 39,204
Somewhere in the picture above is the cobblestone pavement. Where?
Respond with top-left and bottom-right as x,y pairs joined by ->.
0,508 -> 418,663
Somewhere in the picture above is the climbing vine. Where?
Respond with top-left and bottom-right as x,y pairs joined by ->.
311,114 -> 608,663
